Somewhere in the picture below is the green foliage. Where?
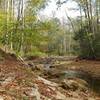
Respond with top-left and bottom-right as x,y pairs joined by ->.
0,0 -> 99,58
25,51 -> 47,57
74,22 -> 100,59
0,0 -> 49,56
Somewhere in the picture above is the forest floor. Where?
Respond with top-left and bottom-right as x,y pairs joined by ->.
0,51 -> 100,100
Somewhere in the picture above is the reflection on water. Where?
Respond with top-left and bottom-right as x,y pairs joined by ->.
50,70 -> 100,94
43,63 -> 100,94
91,78 -> 100,94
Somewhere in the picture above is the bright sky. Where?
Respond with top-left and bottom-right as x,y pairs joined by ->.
39,0 -> 80,21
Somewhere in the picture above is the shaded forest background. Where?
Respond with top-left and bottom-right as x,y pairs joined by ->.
0,0 -> 100,59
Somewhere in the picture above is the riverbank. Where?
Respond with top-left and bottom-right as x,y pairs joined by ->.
0,53 -> 100,99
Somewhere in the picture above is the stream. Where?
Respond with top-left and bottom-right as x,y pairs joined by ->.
43,64 -> 100,94
60,70 -> 100,93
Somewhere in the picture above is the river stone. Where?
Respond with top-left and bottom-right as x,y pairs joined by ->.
35,64 -> 44,71
61,79 -> 88,91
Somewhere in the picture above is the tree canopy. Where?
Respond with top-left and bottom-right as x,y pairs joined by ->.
0,0 -> 100,59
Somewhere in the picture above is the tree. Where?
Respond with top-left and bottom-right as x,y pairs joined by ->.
0,0 -> 48,56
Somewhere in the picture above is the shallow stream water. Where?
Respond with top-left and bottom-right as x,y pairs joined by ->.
61,70 -> 100,94
44,64 -> 100,94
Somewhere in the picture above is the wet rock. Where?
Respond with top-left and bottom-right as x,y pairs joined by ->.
35,64 -> 44,71
44,64 -> 51,70
61,78 -> 88,91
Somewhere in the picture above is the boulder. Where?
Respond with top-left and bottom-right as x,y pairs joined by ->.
60,78 -> 88,92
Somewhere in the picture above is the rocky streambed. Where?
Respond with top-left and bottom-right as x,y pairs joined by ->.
26,57 -> 100,97
0,49 -> 100,99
